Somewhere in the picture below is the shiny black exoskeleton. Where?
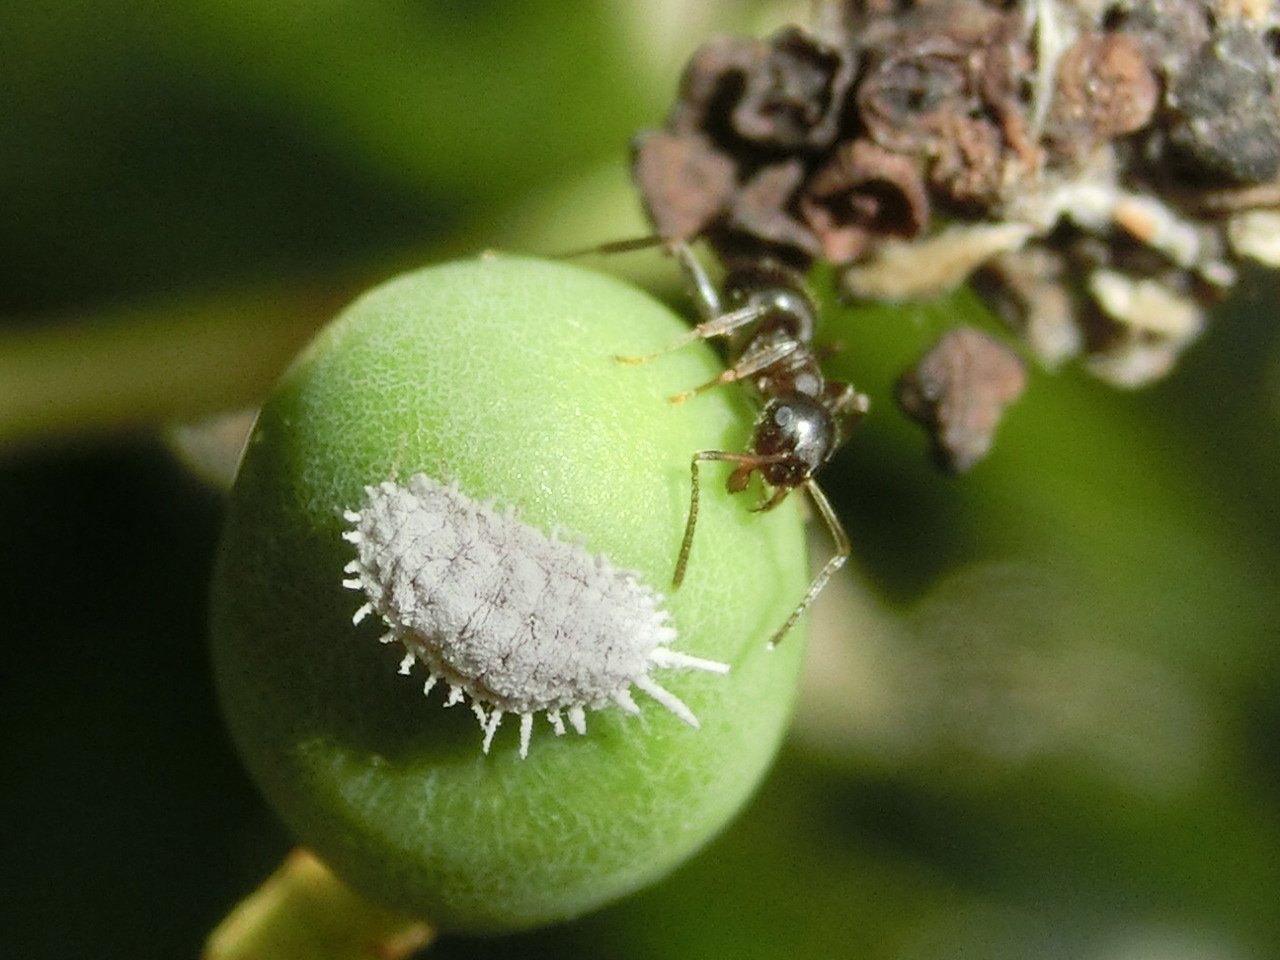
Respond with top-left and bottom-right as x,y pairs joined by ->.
617,241 -> 868,645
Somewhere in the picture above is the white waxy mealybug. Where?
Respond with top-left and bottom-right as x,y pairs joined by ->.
341,474 -> 729,759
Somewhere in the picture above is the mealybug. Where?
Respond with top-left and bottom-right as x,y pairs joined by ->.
341,474 -> 729,758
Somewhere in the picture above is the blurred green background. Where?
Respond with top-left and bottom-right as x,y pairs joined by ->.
2,2 -> 1278,958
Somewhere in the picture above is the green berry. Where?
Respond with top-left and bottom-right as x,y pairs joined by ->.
209,254 -> 808,932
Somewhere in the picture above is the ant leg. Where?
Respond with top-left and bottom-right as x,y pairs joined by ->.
616,240 -> 772,367
750,485 -> 792,513
614,301 -> 764,366
668,239 -> 721,321
556,234 -> 667,259
673,450 -> 766,589
827,382 -> 871,419
668,337 -> 801,403
766,479 -> 850,647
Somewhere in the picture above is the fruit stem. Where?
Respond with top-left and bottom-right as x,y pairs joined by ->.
203,849 -> 433,960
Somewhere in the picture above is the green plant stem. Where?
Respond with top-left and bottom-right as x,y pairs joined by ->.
0,284 -> 342,453
204,849 -> 433,960
0,164 -> 654,456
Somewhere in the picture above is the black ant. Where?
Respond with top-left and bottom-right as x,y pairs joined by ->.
613,240 -> 869,647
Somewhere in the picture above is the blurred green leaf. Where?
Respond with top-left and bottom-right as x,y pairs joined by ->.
1,2 -> 1278,958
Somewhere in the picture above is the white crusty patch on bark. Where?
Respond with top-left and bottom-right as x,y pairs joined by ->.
341,474 -> 729,758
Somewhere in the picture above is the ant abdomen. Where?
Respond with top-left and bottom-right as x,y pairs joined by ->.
722,262 -> 818,344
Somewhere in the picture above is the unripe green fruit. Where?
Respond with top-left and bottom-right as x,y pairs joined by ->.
210,255 -> 808,932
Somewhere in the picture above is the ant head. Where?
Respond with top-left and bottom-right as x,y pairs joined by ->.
722,262 -> 817,342
751,394 -> 836,488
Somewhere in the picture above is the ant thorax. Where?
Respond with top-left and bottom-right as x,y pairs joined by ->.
720,264 -> 825,401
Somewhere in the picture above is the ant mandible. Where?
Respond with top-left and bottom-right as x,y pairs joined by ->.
616,240 -> 869,647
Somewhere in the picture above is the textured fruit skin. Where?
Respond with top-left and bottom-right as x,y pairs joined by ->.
210,255 -> 808,932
